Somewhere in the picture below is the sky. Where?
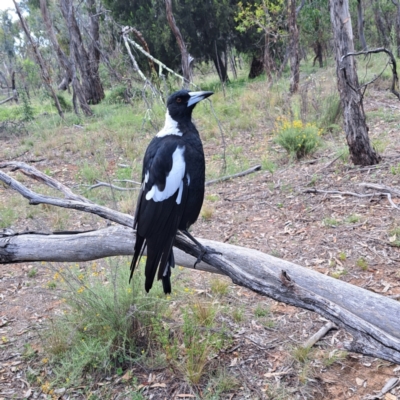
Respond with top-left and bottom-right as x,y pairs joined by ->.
0,0 -> 15,12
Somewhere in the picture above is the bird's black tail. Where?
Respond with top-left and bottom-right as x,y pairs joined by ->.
129,234 -> 146,283
141,229 -> 176,294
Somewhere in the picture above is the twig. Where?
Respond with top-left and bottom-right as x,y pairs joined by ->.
304,188 -> 400,211
85,181 -> 140,191
304,188 -> 378,199
358,182 -> 400,197
113,179 -> 141,186
303,322 -> 337,348
205,165 -> 261,186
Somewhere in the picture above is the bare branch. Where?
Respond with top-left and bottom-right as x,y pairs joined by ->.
341,47 -> 400,100
205,165 -> 261,186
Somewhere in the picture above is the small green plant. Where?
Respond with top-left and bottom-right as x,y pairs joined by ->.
390,163 -> 400,175
205,194 -> 219,202
389,226 -> 400,247
28,268 -> 37,278
356,257 -> 368,271
273,117 -> 321,159
210,278 -> 230,296
78,162 -> 98,184
292,345 -> 312,364
323,217 -> 340,227
0,206 -> 17,228
346,214 -> 360,224
231,307 -> 245,323
336,145 -> 349,163
20,90 -> 35,121
261,157 -> 277,174
338,251 -> 347,261
254,304 -> 270,318
331,269 -> 348,279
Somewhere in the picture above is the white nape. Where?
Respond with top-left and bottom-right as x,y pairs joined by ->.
146,146 -> 186,204
157,110 -> 182,137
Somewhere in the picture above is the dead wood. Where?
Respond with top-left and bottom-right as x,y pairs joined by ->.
1,164 -> 400,364
305,187 -> 400,211
205,165 -> 261,186
303,322 -> 337,349
0,96 -> 15,105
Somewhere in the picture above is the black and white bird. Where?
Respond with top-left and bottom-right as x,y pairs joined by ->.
130,90 -> 214,294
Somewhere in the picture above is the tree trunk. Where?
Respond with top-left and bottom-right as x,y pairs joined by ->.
165,0 -> 193,88
1,162 -> 400,364
372,0 -> 390,48
394,0 -> 400,58
12,0 -> 64,118
11,71 -> 18,103
248,56 -> 264,79
312,40 -> 323,67
212,48 -> 229,83
357,0 -> 367,50
263,34 -> 273,81
39,0 -> 91,117
329,0 -> 381,166
288,0 -> 300,94
59,0 -> 104,107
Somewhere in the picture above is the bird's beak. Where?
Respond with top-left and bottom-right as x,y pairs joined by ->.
187,91 -> 213,107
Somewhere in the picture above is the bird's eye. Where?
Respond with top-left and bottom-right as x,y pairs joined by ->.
176,97 -> 182,103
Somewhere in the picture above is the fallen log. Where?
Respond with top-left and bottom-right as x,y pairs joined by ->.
1,163 -> 400,364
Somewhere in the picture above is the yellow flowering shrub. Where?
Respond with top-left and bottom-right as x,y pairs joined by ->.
274,117 -> 322,159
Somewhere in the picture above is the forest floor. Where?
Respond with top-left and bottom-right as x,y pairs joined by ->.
1,82 -> 400,399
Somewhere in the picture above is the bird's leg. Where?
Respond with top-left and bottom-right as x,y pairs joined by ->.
180,230 -> 221,267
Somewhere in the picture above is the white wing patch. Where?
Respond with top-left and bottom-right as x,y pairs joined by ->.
157,110 -> 182,137
146,146 -> 186,204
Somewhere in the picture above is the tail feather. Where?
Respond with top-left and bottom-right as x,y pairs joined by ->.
129,235 -> 146,283
144,234 -> 175,293
161,250 -> 174,294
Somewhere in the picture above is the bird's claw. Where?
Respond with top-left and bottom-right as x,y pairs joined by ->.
193,246 -> 221,268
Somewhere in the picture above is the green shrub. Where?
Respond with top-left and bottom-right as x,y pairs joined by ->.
274,117 -> 321,159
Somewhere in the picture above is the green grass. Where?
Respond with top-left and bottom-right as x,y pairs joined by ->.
37,259 -> 232,393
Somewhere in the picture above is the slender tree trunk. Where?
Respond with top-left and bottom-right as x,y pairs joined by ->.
12,0 -> 64,118
288,0 -> 300,94
165,0 -> 192,88
86,0 -> 105,103
263,34 -> 273,81
59,0 -> 93,116
357,0 -> 367,50
372,0 -> 390,48
393,0 -> 400,58
11,71 -> 18,103
312,40 -> 323,67
39,0 -> 89,117
329,0 -> 381,166
213,45 -> 229,83
59,0 -> 104,107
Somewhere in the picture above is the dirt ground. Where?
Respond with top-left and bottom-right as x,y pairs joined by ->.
1,88 -> 400,399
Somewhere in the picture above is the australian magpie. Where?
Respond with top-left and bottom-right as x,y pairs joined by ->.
130,90 -> 213,294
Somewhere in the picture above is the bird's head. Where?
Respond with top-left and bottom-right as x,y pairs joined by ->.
166,90 -> 213,121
